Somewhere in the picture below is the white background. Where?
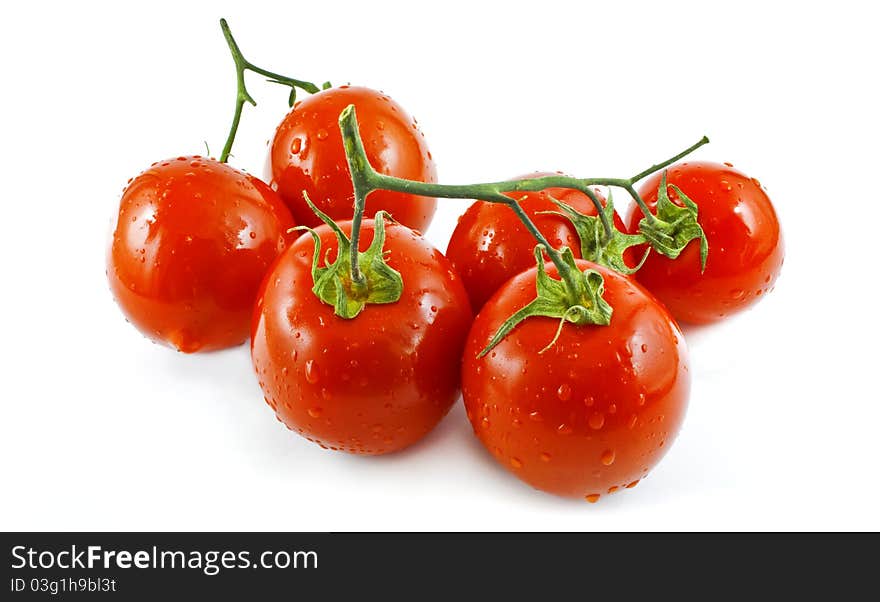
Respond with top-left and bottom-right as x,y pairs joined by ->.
2,0 -> 877,531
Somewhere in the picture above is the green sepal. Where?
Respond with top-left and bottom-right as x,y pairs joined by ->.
294,194 -> 403,319
544,191 -> 649,275
638,172 -> 709,271
478,246 -> 612,357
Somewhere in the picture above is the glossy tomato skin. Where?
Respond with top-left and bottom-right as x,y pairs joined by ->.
626,161 -> 784,324
462,261 -> 689,500
266,86 -> 437,231
251,221 -> 472,455
108,156 -> 295,353
446,178 -> 624,311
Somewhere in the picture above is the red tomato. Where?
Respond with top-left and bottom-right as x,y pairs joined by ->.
626,161 -> 784,324
446,178 -> 624,311
251,220 -> 472,455
462,261 -> 689,500
108,156 -> 295,352
266,86 -> 437,232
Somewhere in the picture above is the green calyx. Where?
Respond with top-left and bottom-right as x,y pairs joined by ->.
638,172 -> 709,271
479,246 -> 612,358
293,194 -> 403,319
543,191 -> 649,275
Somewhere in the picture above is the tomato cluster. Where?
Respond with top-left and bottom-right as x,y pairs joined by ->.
107,20 -> 783,503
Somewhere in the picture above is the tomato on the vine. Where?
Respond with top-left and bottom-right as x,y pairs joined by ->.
626,161 -> 784,324
266,86 -> 437,232
462,260 -> 689,500
251,219 -> 472,455
446,179 -> 623,311
108,156 -> 295,352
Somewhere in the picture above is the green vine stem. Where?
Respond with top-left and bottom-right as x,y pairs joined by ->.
337,104 -> 707,285
218,18 -> 326,163
328,105 -> 710,352
339,105 -> 585,295
584,136 -> 710,224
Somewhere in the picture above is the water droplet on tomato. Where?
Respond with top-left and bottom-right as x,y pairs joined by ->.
376,121 -> 385,130
628,415 -> 638,430
307,407 -> 322,418
601,449 -> 615,466
316,129 -> 329,141
556,383 -> 571,401
529,410 -> 542,422
557,423 -> 573,435
305,360 -> 320,384
290,138 -> 302,154
510,457 -> 523,469
588,413 -> 605,430
539,452 -> 551,463
626,479 -> 640,489
585,493 -> 600,504
584,396 -> 595,407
